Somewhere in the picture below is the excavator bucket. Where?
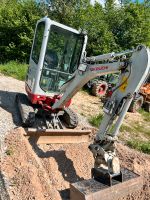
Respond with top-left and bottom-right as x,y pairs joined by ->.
70,168 -> 143,200
23,128 -> 91,144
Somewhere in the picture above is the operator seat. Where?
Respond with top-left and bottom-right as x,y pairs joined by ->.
45,50 -> 58,69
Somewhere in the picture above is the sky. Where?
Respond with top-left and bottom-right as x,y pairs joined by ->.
91,0 -> 120,6
90,0 -> 144,6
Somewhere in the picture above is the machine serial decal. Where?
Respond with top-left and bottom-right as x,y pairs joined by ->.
90,66 -> 108,71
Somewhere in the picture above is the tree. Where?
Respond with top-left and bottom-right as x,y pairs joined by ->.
46,1 -> 117,55
105,2 -> 150,50
121,3 -> 150,48
0,0 -> 149,63
44,0 -> 91,27
0,0 -> 43,63
77,3 -> 117,56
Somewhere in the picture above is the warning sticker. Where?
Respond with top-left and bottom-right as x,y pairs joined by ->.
119,76 -> 128,92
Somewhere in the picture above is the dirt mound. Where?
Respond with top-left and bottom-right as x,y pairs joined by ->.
1,128 -> 61,200
117,143 -> 150,200
1,128 -> 150,200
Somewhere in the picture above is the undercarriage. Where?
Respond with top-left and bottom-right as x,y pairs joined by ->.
16,93 -> 78,130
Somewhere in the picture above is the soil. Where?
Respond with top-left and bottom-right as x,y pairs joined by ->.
70,90 -> 102,117
0,75 -> 150,200
1,128 -> 150,200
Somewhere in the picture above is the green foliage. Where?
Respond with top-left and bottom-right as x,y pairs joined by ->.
133,123 -> 150,137
122,3 -> 150,48
139,109 -> 150,122
0,61 -> 28,80
120,124 -> 133,133
105,2 -> 150,50
46,0 -> 91,26
78,3 -> 117,55
0,0 -> 43,63
0,0 -> 150,64
120,121 -> 149,139
127,140 -> 150,154
89,113 -> 103,127
47,1 -> 117,55
47,0 -> 150,55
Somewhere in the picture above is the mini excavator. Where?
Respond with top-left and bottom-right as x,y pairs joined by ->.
16,17 -> 150,185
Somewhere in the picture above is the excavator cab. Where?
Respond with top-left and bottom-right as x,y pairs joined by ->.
26,17 -> 87,104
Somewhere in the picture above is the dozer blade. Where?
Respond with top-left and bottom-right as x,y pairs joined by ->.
23,128 -> 91,144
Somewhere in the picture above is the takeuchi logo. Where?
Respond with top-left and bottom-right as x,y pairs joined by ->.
90,66 -> 108,71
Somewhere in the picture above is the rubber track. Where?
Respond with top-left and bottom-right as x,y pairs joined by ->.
62,107 -> 78,129
16,93 -> 35,127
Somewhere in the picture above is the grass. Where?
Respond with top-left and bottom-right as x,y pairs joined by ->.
127,140 -> 150,154
89,113 -> 103,128
138,109 -> 150,122
0,61 -> 28,80
133,123 -> 150,137
120,122 -> 149,138
89,110 -> 150,155
120,124 -> 133,133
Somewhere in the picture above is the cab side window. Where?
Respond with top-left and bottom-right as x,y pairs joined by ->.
31,22 -> 45,64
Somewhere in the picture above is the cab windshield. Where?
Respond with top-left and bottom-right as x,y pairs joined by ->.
40,25 -> 84,93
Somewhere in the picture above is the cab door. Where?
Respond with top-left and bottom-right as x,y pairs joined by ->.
26,20 -> 46,91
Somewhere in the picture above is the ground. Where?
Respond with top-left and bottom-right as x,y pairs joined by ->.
0,74 -> 150,200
